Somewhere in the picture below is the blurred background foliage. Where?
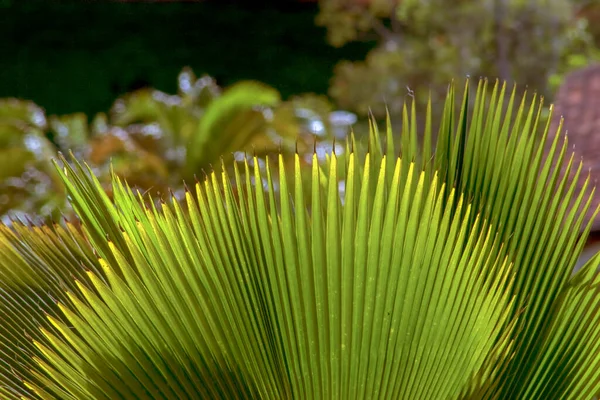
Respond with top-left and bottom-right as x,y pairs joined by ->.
0,0 -> 599,222
318,0 -> 600,118
0,66 -> 346,223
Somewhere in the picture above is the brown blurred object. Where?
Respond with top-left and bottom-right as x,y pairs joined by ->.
549,64 -> 600,268
551,64 -> 600,231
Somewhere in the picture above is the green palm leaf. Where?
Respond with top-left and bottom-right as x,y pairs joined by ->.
0,221 -> 103,399
20,152 -> 512,399
0,79 -> 599,399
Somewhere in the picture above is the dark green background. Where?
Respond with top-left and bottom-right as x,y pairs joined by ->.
0,1 -> 373,116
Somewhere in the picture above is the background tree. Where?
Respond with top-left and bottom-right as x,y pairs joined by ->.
317,0 -> 600,119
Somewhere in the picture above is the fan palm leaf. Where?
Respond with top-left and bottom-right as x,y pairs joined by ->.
0,79 -> 599,399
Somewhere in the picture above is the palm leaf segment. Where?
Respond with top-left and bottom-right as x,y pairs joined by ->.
0,79 -> 599,399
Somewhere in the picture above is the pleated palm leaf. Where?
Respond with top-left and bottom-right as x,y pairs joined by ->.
1,79 -> 600,399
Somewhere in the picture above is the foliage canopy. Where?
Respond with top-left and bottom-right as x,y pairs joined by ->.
0,67 -> 336,224
318,0 -> 600,118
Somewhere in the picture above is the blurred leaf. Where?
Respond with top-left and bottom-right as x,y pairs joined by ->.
49,112 -> 89,152
110,89 -> 171,127
0,104 -> 66,220
87,132 -> 170,198
0,121 -> 45,147
87,132 -> 128,166
177,67 -> 221,108
0,147 -> 35,180
188,81 -> 281,171
0,98 -> 47,130
91,112 -> 110,134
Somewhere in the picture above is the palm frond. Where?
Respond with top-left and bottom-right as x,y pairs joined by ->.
17,147 -> 513,399
1,79 -> 600,399
0,221 -> 102,399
